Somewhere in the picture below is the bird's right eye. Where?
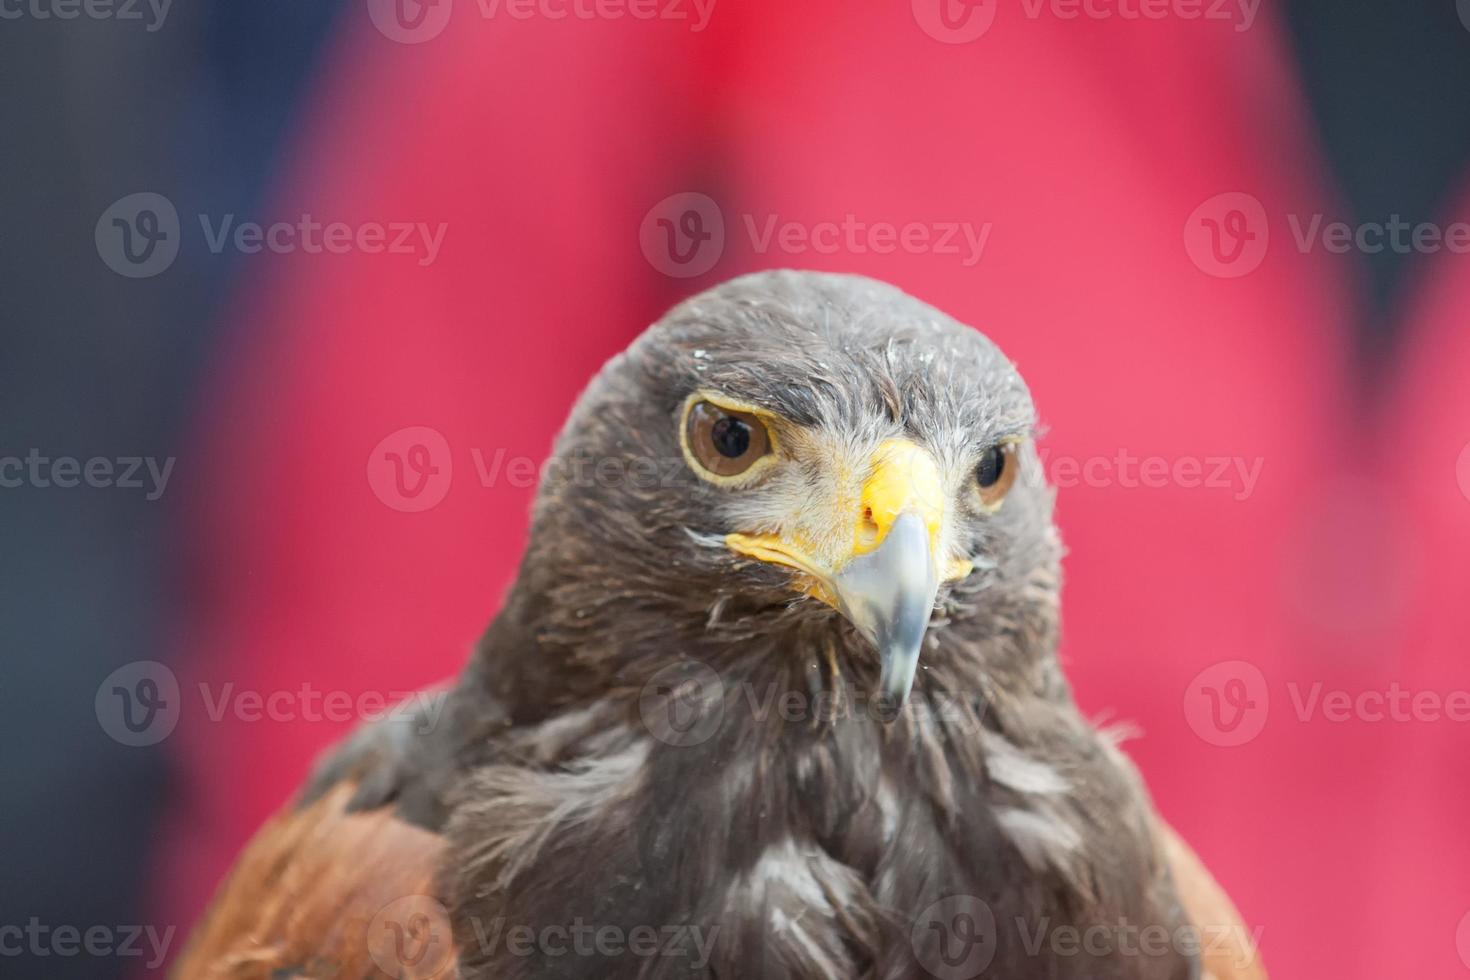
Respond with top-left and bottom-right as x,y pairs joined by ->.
974,440 -> 1021,511
682,398 -> 775,482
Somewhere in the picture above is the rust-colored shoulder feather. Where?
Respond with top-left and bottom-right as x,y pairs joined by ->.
173,783 -> 457,979
1159,822 -> 1267,980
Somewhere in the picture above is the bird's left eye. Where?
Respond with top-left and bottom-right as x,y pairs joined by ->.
682,399 -> 774,481
974,441 -> 1020,510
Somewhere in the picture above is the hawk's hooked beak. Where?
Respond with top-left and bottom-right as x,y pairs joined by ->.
727,440 -> 970,720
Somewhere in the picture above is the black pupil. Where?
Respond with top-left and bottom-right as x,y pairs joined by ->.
710,416 -> 751,458
977,447 -> 1004,487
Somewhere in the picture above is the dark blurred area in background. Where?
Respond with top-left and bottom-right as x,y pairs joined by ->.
2,1 -> 1469,978
0,4 -> 345,976
1281,0 -> 1470,366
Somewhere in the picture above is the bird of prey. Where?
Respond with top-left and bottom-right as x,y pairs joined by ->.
176,271 -> 1264,980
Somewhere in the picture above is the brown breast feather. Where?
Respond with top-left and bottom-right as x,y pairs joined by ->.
174,785 -> 1263,980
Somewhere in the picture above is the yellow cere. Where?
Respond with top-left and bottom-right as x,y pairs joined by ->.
854,439 -> 945,555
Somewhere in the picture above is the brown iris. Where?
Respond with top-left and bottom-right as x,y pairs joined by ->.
975,441 -> 1020,510
683,399 -> 773,479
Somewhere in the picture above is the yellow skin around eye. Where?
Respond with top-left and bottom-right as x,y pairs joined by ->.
677,392 -> 782,488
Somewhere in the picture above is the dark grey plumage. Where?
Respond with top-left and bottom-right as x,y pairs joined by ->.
306,270 -> 1195,979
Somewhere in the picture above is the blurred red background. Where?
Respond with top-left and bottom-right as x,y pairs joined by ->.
152,4 -> 1470,978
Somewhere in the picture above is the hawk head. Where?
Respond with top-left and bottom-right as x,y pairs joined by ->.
508,269 -> 1058,721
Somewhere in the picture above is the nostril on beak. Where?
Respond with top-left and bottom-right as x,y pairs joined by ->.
858,506 -> 880,550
